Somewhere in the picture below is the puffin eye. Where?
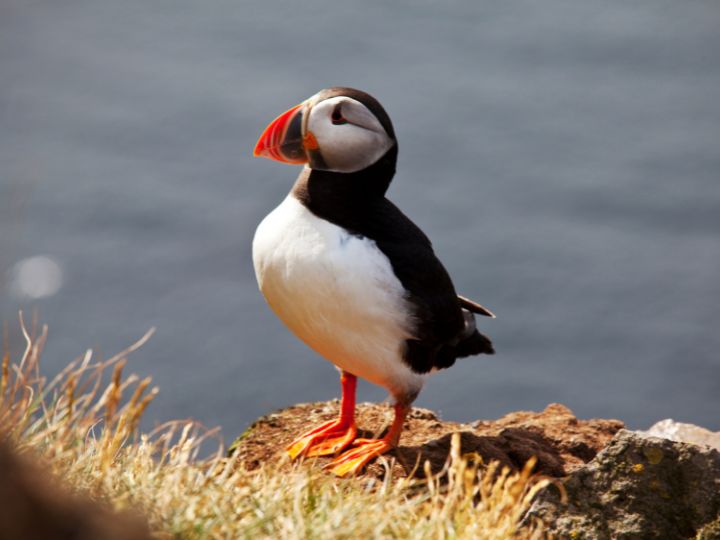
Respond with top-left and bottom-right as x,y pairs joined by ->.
331,104 -> 347,125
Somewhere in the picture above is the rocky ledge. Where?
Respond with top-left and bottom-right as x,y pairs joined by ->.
231,402 -> 720,539
230,402 -> 623,478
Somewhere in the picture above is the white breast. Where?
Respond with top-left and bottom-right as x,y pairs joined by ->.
252,195 -> 424,399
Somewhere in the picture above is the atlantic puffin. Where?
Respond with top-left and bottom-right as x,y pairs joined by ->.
252,87 -> 495,476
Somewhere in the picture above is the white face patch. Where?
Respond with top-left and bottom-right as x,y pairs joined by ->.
306,96 -> 395,173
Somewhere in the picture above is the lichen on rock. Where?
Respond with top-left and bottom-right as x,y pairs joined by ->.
526,429 -> 720,539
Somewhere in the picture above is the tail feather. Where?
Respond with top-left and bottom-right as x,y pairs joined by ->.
455,329 -> 495,357
404,307 -> 495,374
455,308 -> 495,356
432,310 -> 495,370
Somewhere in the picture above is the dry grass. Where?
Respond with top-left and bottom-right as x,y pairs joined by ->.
1,315 -> 550,539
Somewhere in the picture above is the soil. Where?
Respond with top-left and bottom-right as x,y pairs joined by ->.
229,402 -> 624,480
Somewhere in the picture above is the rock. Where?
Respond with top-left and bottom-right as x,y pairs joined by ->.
526,429 -> 720,539
469,403 -> 624,474
639,419 -> 720,451
230,401 -> 623,480
0,441 -> 153,540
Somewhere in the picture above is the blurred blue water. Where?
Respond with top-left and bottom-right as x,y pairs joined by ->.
1,0 -> 719,438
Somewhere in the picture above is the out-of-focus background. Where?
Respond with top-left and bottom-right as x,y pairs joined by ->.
2,0 -> 719,437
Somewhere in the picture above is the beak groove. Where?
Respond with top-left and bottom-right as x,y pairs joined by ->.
253,103 -> 308,165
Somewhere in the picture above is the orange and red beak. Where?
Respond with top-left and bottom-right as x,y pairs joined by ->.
253,103 -> 310,165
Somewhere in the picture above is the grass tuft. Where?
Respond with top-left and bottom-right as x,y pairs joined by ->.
1,315 -> 549,539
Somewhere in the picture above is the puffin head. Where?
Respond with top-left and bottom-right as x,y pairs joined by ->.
254,87 -> 396,174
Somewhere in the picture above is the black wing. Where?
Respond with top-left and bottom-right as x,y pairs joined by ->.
367,200 -> 494,373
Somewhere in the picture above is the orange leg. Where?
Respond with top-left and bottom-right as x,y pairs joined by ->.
326,403 -> 409,477
286,372 -> 358,459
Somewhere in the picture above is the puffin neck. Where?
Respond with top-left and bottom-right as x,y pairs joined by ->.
292,145 -> 398,216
